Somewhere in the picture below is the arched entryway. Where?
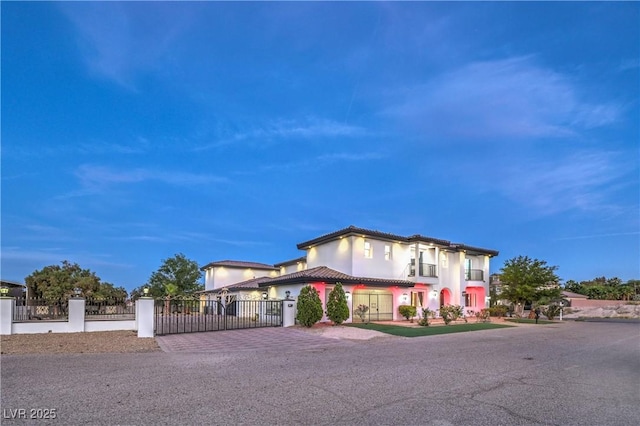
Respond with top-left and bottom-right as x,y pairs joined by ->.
440,288 -> 451,307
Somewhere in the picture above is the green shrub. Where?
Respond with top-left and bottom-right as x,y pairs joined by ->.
542,304 -> 561,320
296,285 -> 323,327
398,305 -> 417,321
488,306 -> 508,317
325,282 -> 350,325
439,305 -> 464,325
417,308 -> 434,326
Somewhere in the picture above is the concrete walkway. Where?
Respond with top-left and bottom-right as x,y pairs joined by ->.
156,326 -> 355,353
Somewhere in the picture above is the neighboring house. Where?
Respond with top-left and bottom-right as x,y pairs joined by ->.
1,279 -> 26,299
561,290 -> 588,307
200,225 -> 498,322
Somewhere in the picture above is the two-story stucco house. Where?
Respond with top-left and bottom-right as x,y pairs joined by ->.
200,225 -> 498,322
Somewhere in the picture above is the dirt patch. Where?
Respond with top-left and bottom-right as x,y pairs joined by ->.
1,330 -> 160,355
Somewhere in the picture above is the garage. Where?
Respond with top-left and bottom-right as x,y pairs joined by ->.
353,289 -> 393,321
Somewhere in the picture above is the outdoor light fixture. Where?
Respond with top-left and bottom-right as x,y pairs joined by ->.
402,293 -> 408,302
285,290 -> 291,299
0,286 -> 9,297
143,286 -> 150,296
345,291 -> 351,300
262,292 -> 268,300
73,287 -> 82,297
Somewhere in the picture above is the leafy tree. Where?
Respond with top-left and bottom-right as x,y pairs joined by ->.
296,285 -> 323,327
132,253 -> 203,299
499,256 -> 561,315
325,282 -> 350,325
564,280 -> 582,293
562,276 -> 639,301
25,260 -> 127,302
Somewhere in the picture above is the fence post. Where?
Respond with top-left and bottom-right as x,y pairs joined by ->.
68,297 -> 86,332
282,299 -> 296,327
137,297 -> 154,338
0,296 -> 15,335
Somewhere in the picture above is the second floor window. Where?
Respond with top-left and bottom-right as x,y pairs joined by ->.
384,244 -> 391,260
364,241 -> 372,258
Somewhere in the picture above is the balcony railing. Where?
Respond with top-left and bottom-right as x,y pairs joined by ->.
407,262 -> 437,278
419,263 -> 437,277
466,269 -> 484,281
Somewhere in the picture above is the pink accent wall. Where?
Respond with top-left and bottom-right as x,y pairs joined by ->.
466,287 -> 486,308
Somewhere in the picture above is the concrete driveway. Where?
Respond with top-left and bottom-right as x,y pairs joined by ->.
1,321 -> 639,425
155,326 -> 359,353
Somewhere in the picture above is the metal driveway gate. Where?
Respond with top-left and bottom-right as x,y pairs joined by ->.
154,298 -> 283,335
352,292 -> 393,321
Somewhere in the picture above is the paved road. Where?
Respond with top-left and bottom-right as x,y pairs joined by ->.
2,322 -> 639,425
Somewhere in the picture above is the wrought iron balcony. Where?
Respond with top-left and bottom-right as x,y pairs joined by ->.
419,263 -> 437,277
407,262 -> 437,278
465,269 -> 484,281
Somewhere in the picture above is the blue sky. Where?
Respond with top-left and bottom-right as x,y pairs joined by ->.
2,2 -> 639,291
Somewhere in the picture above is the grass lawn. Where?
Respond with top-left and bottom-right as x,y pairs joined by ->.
347,322 -> 512,337
504,318 -> 555,324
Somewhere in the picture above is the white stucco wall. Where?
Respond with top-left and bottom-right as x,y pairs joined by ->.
204,266 -> 278,290
279,261 -> 306,276
351,237 -> 410,280
306,238 -> 353,274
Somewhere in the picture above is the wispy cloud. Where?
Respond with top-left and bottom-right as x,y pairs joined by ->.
59,2 -> 197,88
490,151 -> 632,216
316,152 -> 384,162
554,231 -> 640,241
76,165 -> 227,187
1,247 -> 133,269
383,56 -> 621,141
78,139 -> 148,155
57,165 -> 228,198
194,117 -> 369,151
258,150 -> 384,173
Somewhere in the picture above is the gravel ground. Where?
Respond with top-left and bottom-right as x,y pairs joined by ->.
0,330 -> 160,355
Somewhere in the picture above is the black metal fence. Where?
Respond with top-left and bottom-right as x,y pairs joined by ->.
154,298 -> 283,335
85,297 -> 135,320
13,297 -> 68,321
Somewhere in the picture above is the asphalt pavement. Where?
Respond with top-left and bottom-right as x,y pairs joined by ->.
1,321 -> 639,425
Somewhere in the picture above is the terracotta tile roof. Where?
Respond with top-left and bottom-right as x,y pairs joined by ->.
200,260 -> 278,271
407,234 -> 451,246
297,225 -> 407,249
562,290 -> 589,299
198,277 -> 272,293
451,244 -> 499,257
273,256 -> 307,267
296,225 -> 499,257
256,266 -> 414,288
